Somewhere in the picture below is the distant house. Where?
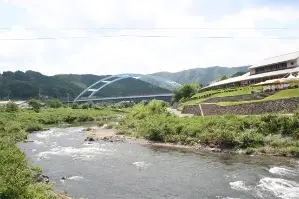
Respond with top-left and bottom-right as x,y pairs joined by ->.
203,51 -> 299,90
0,100 -> 29,108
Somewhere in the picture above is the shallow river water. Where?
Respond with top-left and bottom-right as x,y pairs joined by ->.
19,127 -> 299,199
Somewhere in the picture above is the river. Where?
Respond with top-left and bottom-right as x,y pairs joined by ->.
19,127 -> 299,199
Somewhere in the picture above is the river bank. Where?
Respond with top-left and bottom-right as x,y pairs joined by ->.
0,107 -> 124,199
20,126 -> 299,199
116,100 -> 299,158
83,125 -> 291,158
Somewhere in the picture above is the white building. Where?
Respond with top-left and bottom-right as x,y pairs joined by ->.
203,51 -> 299,90
0,100 -> 29,108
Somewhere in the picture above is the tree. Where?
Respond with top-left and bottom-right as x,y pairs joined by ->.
28,99 -> 41,112
172,84 -> 199,102
5,102 -> 19,112
219,75 -> 229,81
71,103 -> 79,109
82,103 -> 89,109
88,102 -> 94,109
231,71 -> 247,77
44,99 -> 63,108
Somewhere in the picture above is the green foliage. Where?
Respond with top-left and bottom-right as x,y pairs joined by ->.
25,122 -> 44,133
119,101 -> 299,156
0,70 -> 170,100
173,84 -> 199,102
0,126 -> 57,199
258,114 -> 299,136
219,75 -> 228,81
218,87 -> 299,106
88,102 -> 94,109
71,103 -> 79,109
184,86 -> 262,106
231,71 -> 247,77
97,121 -> 105,127
45,99 -> 63,108
5,102 -> 19,112
28,99 -> 42,113
82,103 -> 89,109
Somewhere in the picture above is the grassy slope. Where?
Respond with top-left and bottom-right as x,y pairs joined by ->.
0,108 -> 124,199
181,86 -> 298,107
218,88 -> 299,106
182,87 -> 261,106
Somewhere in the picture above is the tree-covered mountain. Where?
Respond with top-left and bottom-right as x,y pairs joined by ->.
0,66 -> 249,100
152,66 -> 249,86
0,71 -> 169,100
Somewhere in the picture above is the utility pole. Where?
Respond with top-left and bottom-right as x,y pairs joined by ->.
67,93 -> 70,108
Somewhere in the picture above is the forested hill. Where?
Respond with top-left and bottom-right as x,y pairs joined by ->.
0,66 -> 248,100
153,66 -> 249,85
0,71 -> 169,100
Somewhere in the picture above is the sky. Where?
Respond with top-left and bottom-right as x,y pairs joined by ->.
0,0 -> 299,75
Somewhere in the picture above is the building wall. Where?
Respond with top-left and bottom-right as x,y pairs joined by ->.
249,68 -> 255,75
287,59 -> 297,68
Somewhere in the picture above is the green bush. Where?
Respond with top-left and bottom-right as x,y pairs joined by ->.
28,99 -> 42,113
77,114 -> 94,122
82,103 -> 89,109
25,122 -> 43,133
173,84 -> 199,102
63,115 -> 77,123
71,103 -> 79,109
5,102 -> 19,112
97,121 -> 105,127
44,99 -> 63,109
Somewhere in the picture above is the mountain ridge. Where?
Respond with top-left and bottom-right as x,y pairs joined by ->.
0,66 -> 249,100
152,66 -> 249,85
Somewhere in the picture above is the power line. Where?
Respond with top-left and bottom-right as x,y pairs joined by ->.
1,35 -> 299,40
0,27 -> 299,30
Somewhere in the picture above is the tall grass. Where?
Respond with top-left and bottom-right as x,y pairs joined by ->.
119,100 -> 299,156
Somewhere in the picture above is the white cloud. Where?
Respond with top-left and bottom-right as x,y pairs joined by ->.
1,0 -> 299,75
0,26 -> 46,71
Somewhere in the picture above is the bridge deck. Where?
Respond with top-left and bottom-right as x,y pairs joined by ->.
74,93 -> 174,102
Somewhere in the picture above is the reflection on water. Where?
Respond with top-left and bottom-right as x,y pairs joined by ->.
20,127 -> 299,199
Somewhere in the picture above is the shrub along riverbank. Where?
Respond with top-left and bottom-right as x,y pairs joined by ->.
118,100 -> 299,157
0,107 -> 124,199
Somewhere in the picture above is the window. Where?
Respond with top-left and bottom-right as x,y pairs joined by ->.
291,62 -> 294,65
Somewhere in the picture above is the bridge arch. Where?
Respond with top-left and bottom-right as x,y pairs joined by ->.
73,73 -> 181,102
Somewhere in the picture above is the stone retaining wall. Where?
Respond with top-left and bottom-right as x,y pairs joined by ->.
181,105 -> 202,115
182,98 -> 299,116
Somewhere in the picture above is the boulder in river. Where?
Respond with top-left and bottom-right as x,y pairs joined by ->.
85,136 -> 95,142
36,174 -> 50,183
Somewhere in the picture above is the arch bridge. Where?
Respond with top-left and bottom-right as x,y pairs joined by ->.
73,73 -> 181,103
